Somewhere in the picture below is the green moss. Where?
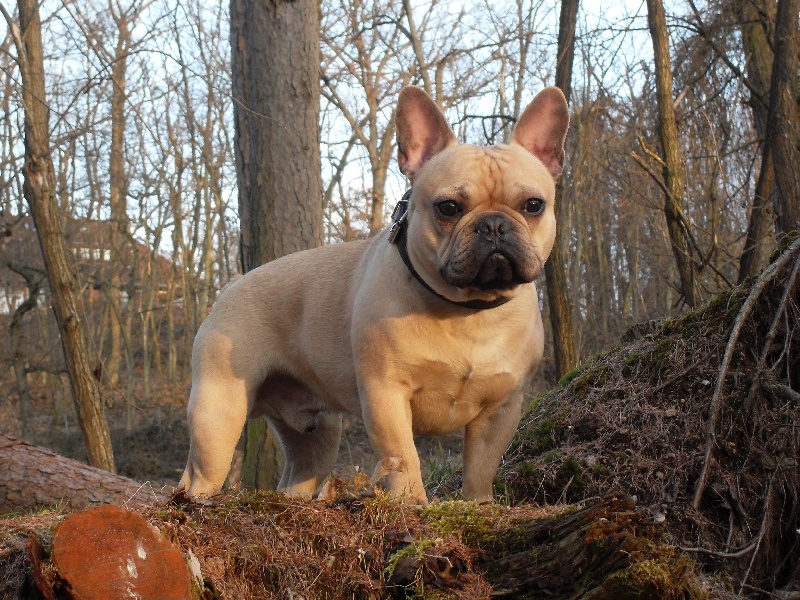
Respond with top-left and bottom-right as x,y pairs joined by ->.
385,538 -> 435,576
624,351 -> 640,366
510,417 -> 558,456
592,464 -> 612,476
634,338 -> 678,381
695,288 -> 744,323
571,365 -> 611,396
516,462 -> 540,477
420,501 -> 503,546
591,556 -> 707,599
558,363 -> 588,386
769,230 -> 800,263
420,501 -> 536,554
556,458 -> 586,502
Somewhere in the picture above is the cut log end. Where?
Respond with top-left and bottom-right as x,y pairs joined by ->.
52,505 -> 191,600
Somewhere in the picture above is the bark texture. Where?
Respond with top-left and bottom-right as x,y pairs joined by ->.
768,0 -> 800,235
485,494 -> 705,598
231,0 -> 322,489
105,9 -> 132,389
545,0 -> 579,379
0,435 -> 164,513
738,0 -> 777,283
646,0 -> 697,308
234,0 -> 322,271
16,0 -> 116,472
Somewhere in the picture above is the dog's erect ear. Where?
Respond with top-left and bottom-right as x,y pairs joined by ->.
395,86 -> 457,181
512,87 -> 570,178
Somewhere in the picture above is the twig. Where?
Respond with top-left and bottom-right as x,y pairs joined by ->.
760,380 -> 800,405
650,358 -> 708,395
692,237 -> 800,510
557,476 -> 574,505
679,472 -> 773,583
739,473 -> 774,595
678,538 -> 758,558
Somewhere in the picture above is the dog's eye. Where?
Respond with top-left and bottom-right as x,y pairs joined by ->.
523,198 -> 545,216
436,200 -> 461,218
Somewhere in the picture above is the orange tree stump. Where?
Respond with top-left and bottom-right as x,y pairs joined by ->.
52,505 -> 191,599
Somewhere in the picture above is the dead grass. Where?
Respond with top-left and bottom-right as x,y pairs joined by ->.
146,486 -> 496,599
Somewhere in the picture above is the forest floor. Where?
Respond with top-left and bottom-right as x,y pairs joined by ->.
0,375 -> 476,496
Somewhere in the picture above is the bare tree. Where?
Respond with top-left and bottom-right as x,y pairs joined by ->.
643,0 -> 697,308
1,0 -> 116,471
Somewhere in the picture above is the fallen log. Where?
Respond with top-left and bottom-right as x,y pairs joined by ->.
0,435 -> 167,513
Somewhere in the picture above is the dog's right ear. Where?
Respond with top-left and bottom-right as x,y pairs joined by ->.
395,86 -> 457,181
512,87 -> 569,179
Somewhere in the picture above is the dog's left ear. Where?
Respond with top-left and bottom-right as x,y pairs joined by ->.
512,87 -> 570,179
396,86 -> 457,181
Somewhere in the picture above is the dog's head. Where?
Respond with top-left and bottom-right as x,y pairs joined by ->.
395,86 -> 569,305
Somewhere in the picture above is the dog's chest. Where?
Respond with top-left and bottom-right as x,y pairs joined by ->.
403,331 -> 526,435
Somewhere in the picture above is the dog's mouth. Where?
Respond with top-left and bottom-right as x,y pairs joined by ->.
441,247 -> 539,291
473,252 -> 517,290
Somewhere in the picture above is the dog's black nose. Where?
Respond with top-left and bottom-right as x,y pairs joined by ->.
476,215 -> 509,240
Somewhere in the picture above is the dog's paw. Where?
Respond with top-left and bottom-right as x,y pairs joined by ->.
370,457 -> 428,504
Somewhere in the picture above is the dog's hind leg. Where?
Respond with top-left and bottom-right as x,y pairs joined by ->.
272,410 -> 343,498
179,375 -> 249,497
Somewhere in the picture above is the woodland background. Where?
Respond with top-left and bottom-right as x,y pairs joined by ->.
0,0 -> 797,485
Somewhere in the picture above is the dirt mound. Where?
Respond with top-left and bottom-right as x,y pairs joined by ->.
482,234 -> 800,594
3,486 -> 711,599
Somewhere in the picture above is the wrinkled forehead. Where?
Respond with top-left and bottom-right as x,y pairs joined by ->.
412,143 -> 555,204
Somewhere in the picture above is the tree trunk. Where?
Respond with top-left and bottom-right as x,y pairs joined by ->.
8,268 -> 43,441
15,0 -> 116,472
231,0 -> 322,490
646,0 -> 697,308
738,0 -> 778,283
545,0 -> 579,379
768,0 -> 800,235
740,147 -> 776,283
105,11 -> 131,390
0,435 -> 160,512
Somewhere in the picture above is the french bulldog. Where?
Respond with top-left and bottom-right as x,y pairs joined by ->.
179,85 -> 569,503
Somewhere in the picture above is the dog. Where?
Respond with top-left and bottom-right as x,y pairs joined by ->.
179,85 -> 569,503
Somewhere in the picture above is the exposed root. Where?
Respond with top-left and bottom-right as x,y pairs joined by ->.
692,236 -> 800,509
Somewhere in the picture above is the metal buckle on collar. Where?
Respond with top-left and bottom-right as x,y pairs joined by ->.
388,189 -> 412,244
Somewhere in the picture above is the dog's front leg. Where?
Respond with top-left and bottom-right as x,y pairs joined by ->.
359,381 -> 427,503
462,391 -> 524,502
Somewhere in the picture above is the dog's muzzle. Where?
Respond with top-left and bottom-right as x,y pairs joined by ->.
442,214 -> 539,291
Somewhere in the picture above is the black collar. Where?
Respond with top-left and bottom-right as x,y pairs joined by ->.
388,190 -> 512,311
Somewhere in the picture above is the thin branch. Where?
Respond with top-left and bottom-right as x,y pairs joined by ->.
685,0 -> 770,108
0,1 -> 25,68
738,473 -> 774,595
